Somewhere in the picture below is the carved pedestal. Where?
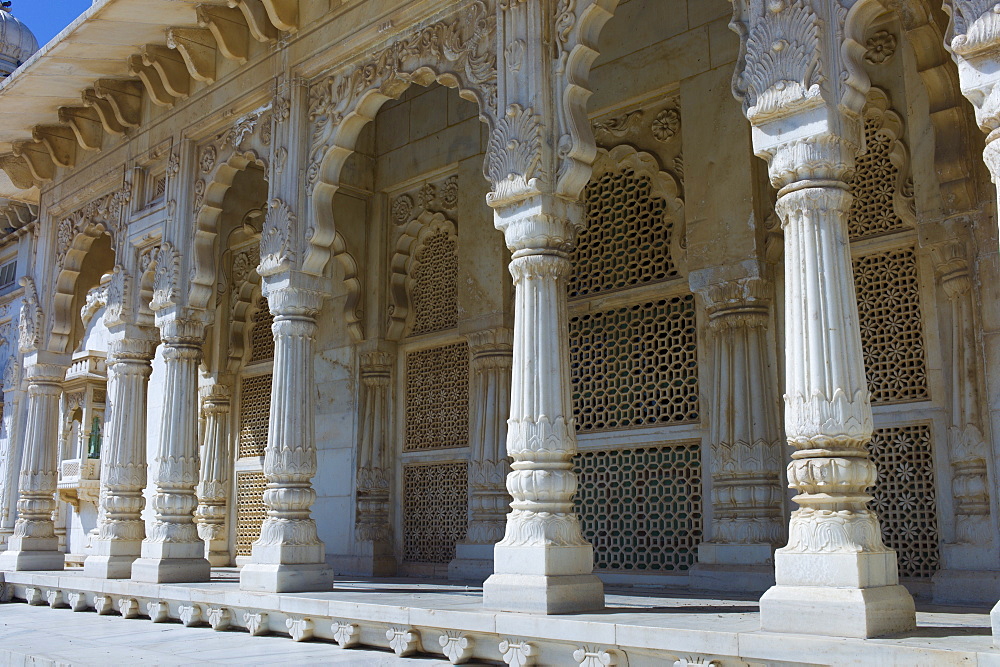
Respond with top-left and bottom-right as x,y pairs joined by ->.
84,336 -> 156,579
0,361 -> 67,571
450,328 -> 512,581
195,385 -> 232,567
482,198 -> 604,614
689,273 -> 783,593
240,277 -> 333,592
131,313 -> 210,583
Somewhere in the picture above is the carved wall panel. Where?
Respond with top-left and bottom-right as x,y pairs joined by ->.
574,442 -> 702,572
853,247 -> 929,404
404,343 -> 469,452
402,461 -> 468,564
235,469 -> 267,558
238,374 -> 271,459
410,228 -> 458,336
866,424 -> 940,578
569,296 -> 699,432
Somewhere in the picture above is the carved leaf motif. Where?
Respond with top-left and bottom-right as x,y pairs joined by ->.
743,0 -> 822,120
199,145 -> 217,173
151,243 -> 180,311
946,0 -> 1000,55
258,199 -> 294,276
17,276 -> 41,353
592,110 -> 641,138
103,266 -> 130,326
486,104 -> 542,206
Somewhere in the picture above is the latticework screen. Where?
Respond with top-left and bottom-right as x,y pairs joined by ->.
238,374 -> 271,458
866,424 -> 940,578
411,229 -> 458,336
574,442 -> 702,571
249,297 -> 275,363
571,164 -> 678,299
848,115 -> 909,241
404,342 -> 469,452
570,295 -> 699,432
853,247 -> 929,404
235,470 -> 267,558
402,461 -> 468,564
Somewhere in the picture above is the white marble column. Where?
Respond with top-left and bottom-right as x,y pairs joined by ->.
131,311 -> 211,582
240,274 -> 333,592
195,384 -> 232,567
450,327 -> 512,580
690,273 -> 783,591
482,197 -> 604,614
0,360 -> 66,571
354,350 -> 394,576
84,336 -> 157,578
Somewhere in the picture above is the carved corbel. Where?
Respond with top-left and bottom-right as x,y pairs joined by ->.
140,45 -> 191,99
57,107 -> 104,152
0,154 -> 39,190
226,0 -> 279,42
92,79 -> 142,128
196,4 -> 249,64
31,126 -> 77,169
11,140 -> 55,182
166,28 -> 217,83
127,55 -> 177,107
82,89 -> 125,135
259,0 -> 297,32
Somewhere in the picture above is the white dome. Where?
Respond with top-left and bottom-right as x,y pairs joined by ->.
0,9 -> 38,78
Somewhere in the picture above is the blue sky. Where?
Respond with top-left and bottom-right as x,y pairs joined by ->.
12,1 -> 91,48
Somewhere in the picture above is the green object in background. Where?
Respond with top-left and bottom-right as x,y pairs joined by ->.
87,415 -> 102,459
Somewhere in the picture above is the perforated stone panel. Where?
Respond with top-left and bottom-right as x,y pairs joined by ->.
570,164 -> 677,299
866,424 -> 940,578
848,115 -> 909,241
570,295 -> 699,432
853,247 -> 929,404
411,229 -> 458,335
249,297 -> 275,363
404,342 -> 469,452
238,374 -> 271,458
574,442 -> 702,571
236,470 -> 267,558
402,461 -> 468,564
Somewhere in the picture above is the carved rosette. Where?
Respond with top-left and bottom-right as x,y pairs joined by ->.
462,328 -> 513,546
698,277 -> 784,546
356,350 -> 392,543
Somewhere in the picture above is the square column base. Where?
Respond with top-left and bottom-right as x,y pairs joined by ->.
130,557 -> 211,583
239,562 -> 334,593
0,549 -> 65,572
483,573 -> 605,614
760,584 -> 915,638
448,543 -> 494,582
83,555 -> 139,579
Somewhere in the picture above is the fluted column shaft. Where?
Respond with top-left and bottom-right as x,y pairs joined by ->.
464,328 -> 513,546
240,278 -> 333,592
482,197 -> 604,614
84,337 -> 156,578
196,385 -> 232,567
0,362 -> 66,571
356,352 -> 391,544
130,313 -> 210,583
697,278 -> 783,568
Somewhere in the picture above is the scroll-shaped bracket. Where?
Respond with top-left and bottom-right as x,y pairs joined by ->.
227,0 -> 279,42
92,79 -> 142,128
127,55 -> 177,107
260,0 -> 297,32
167,27 -> 217,84
196,4 -> 250,64
141,44 -> 191,99
32,125 -> 77,168
0,154 -> 40,190
58,107 -> 104,151
11,140 -> 55,182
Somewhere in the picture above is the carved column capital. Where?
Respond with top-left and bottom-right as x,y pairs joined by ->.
931,239 -> 973,300
493,195 -> 581,258
697,276 -> 772,331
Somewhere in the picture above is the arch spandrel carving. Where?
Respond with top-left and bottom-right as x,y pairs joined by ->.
188,104 -> 273,313
305,0 -> 497,276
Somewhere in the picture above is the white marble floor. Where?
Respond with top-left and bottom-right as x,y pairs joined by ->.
0,601 -> 455,666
